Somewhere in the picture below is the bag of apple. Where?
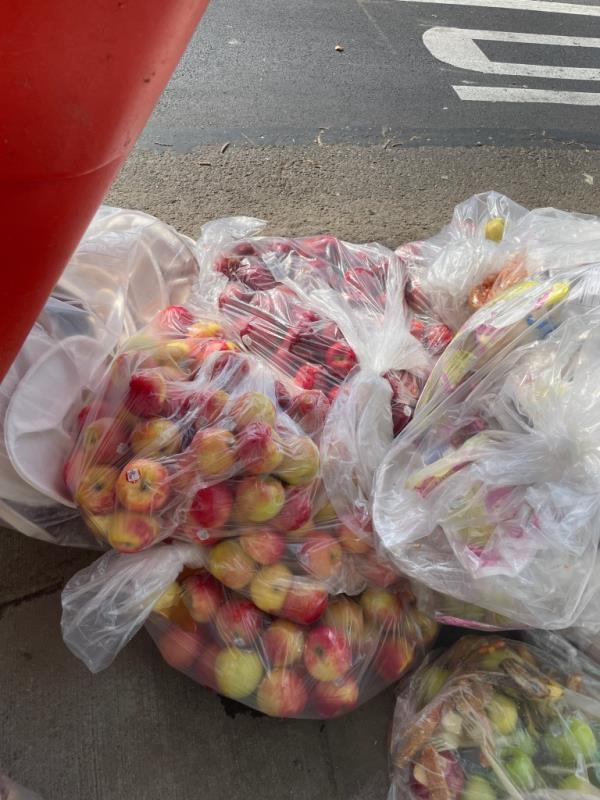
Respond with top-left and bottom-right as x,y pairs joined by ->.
1,205 -> 201,546
398,192 -> 530,335
61,540 -> 437,718
373,266 -> 600,631
388,633 -> 600,800
65,298 -> 399,608
399,192 -> 600,343
197,218 -> 433,545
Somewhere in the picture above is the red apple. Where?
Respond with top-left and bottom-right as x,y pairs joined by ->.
195,388 -> 230,424
182,573 -> 224,623
192,338 -> 239,367
325,342 -> 357,376
287,391 -> 330,435
303,625 -> 352,682
375,636 -> 416,682
126,370 -> 168,417
187,482 -> 234,530
155,305 -> 195,333
239,529 -> 286,565
214,599 -> 266,647
166,385 -> 228,422
239,314 -> 284,354
116,458 -> 170,513
106,511 -> 162,552
204,350 -> 250,381
410,318 -> 426,340
294,364 -> 326,391
271,487 -> 312,532
81,417 -> 128,463
426,323 -> 453,353
74,465 -> 119,514
313,676 -> 360,718
359,553 -> 399,589
275,379 -> 294,410
323,597 -> 364,645
130,418 -> 182,458
256,668 -> 308,717
218,282 -> 254,309
157,626 -> 203,670
208,540 -> 256,590
237,261 -> 279,291
263,619 -> 306,666
299,532 -> 343,580
282,578 -> 328,625
236,422 -> 283,474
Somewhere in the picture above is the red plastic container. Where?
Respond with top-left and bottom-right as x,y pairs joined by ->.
0,0 -> 210,381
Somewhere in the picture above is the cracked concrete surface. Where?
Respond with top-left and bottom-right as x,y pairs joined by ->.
2,142 -> 600,799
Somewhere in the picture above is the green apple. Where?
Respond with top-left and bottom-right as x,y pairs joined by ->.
505,752 -> 536,791
559,775 -> 595,792
502,728 -> 537,758
487,693 -> 518,735
547,720 -> 597,766
418,665 -> 451,708
215,647 -> 264,700
462,776 -> 496,800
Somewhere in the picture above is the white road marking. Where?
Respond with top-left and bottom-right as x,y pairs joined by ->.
453,85 -> 600,102
423,28 -> 600,80
392,0 -> 600,17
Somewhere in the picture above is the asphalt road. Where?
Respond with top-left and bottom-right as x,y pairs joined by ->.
139,0 -> 600,150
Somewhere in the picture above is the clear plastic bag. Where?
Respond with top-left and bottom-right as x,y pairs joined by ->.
65,301 -> 396,599
196,218 -> 432,542
61,540 -> 437,718
399,192 -> 600,336
0,206 -> 199,545
374,267 -> 600,629
389,634 -> 600,800
398,192 -> 530,332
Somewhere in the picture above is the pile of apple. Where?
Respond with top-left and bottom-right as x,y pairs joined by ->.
211,232 -> 432,436
148,566 -> 438,718
65,305 -> 391,606
64,301 -> 439,715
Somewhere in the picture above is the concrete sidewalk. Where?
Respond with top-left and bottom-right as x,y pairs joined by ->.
2,142 -> 600,800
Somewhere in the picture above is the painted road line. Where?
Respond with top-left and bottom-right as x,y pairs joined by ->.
454,86 -> 600,102
423,28 -> 600,80
391,0 -> 600,16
